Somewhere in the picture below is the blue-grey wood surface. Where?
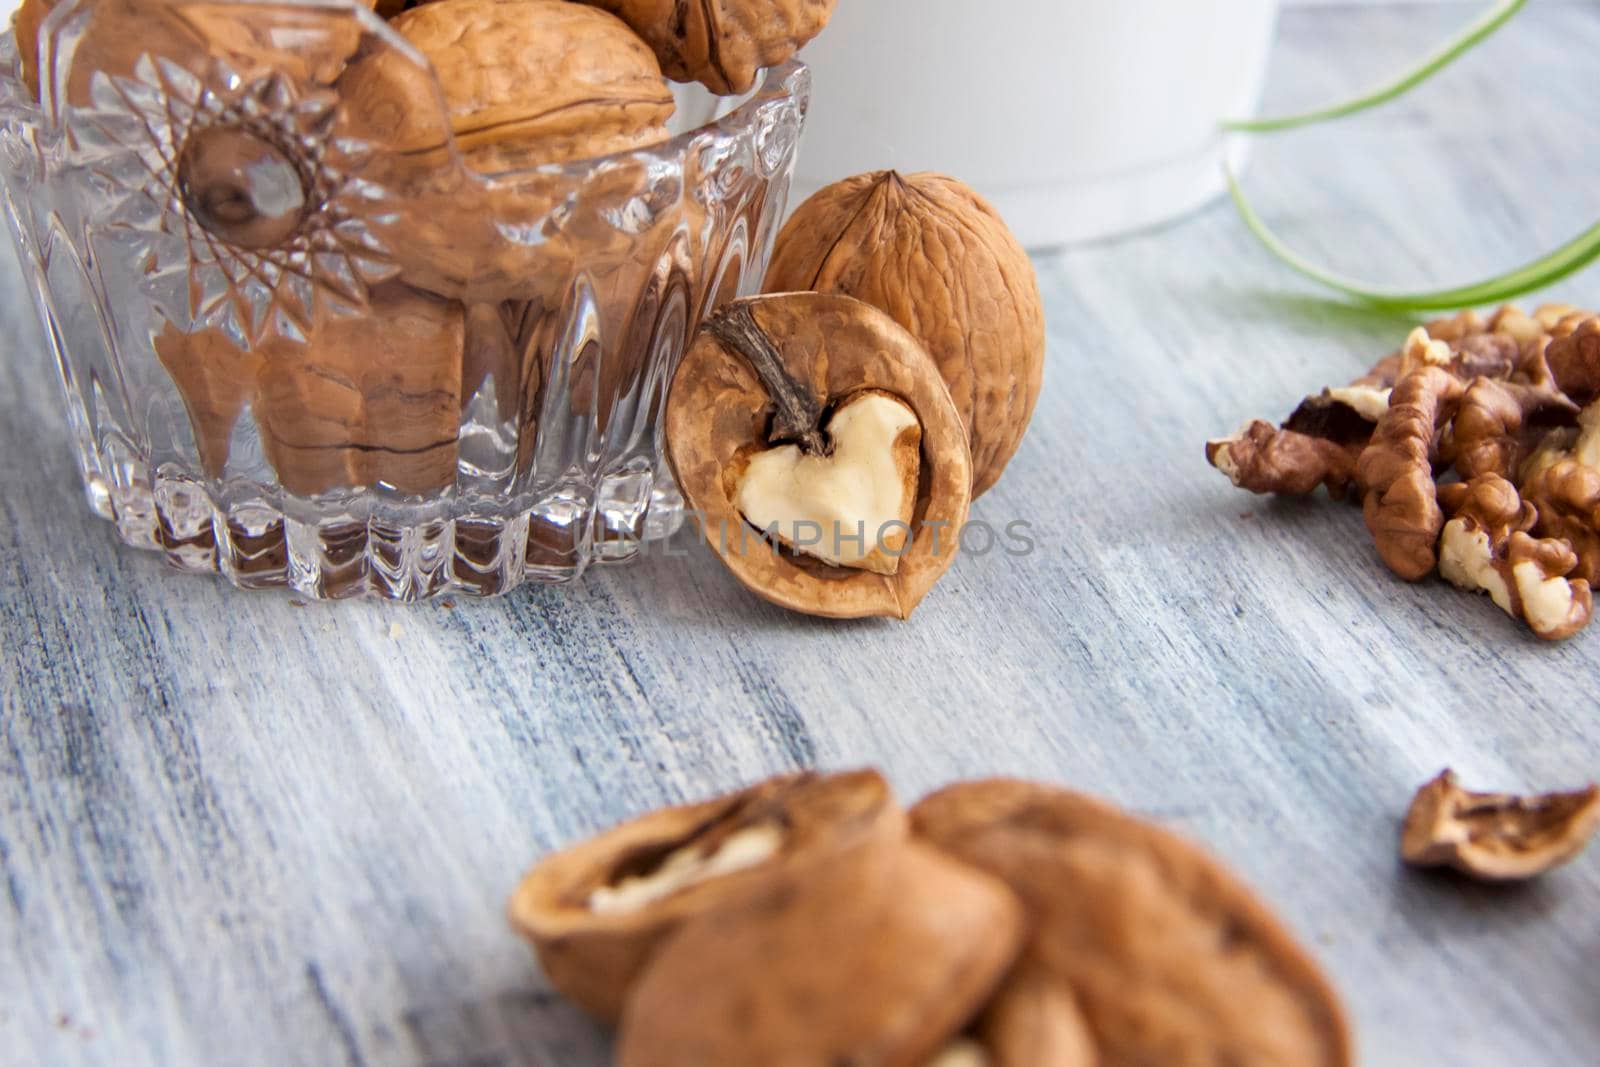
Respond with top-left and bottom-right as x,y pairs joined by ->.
4,4 -> 1599,1066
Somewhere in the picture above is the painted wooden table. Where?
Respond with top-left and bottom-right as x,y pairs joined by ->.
4,4 -> 1598,1066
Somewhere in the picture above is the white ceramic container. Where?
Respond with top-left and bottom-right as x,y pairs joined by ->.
792,0 -> 1282,248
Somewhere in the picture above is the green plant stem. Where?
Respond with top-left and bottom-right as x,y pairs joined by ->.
1226,168 -> 1600,312
1224,0 -> 1528,133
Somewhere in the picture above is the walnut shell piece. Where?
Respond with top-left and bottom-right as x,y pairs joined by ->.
764,172 -> 1046,499
911,780 -> 1351,1067
614,839 -> 1025,1067
581,0 -> 837,95
341,0 -> 674,172
1401,769 -> 1600,881
666,294 -> 973,620
507,769 -> 905,1023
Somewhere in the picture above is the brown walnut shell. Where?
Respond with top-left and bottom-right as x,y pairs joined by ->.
507,769 -> 904,1023
1401,768 -> 1600,881
336,0 -> 675,301
581,0 -> 836,95
155,283 -> 464,493
342,0 -> 674,172
666,293 -> 972,620
765,171 -> 1046,498
253,282 -> 464,495
615,839 -> 1024,1067
911,780 -> 1352,1067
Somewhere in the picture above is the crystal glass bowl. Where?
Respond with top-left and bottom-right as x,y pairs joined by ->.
0,0 -> 809,599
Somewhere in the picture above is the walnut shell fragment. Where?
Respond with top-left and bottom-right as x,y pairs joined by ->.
615,840 -> 1024,1067
581,0 -> 837,95
507,769 -> 904,1022
666,293 -> 973,620
765,172 -> 1046,499
912,780 -> 1351,1067
1401,769 -> 1600,881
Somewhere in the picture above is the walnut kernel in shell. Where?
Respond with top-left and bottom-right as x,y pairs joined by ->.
666,293 -> 973,620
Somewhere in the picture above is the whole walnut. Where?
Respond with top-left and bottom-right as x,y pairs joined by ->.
579,0 -> 836,95
336,0 -> 677,300
341,0 -> 675,172
765,171 -> 1046,498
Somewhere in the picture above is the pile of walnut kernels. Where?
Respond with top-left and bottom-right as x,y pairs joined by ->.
1208,305 -> 1600,640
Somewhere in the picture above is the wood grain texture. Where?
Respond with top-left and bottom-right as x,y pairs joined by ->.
3,4 -> 1599,1066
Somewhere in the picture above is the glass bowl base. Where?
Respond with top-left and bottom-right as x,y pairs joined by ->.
91,465 -> 685,601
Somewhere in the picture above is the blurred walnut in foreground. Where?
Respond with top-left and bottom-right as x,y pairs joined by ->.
509,771 -> 1351,1065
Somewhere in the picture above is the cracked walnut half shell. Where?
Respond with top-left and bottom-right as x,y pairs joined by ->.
666,293 -> 973,620
507,769 -> 903,1022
